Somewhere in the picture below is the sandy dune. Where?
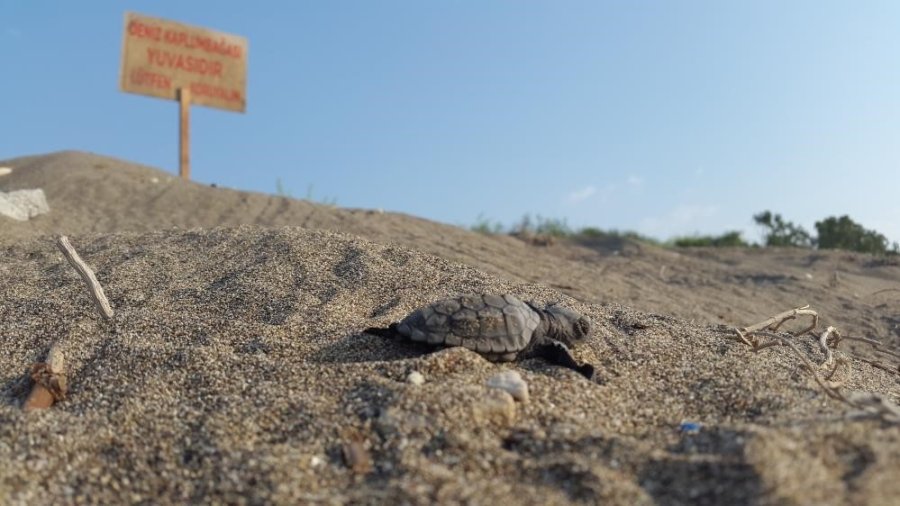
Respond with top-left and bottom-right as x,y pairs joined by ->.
1,152 -> 898,504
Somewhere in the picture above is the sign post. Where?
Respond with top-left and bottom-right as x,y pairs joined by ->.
119,12 -> 247,179
179,88 -> 190,179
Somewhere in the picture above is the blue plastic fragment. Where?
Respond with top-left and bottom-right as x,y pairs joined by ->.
679,421 -> 702,434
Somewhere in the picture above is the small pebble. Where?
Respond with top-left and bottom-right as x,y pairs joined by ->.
406,371 -> 425,385
310,456 -> 324,468
486,370 -> 529,402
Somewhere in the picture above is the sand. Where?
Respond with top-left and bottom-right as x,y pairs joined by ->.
1,152 -> 899,504
2,151 -> 897,356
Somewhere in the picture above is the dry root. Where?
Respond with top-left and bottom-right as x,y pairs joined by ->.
732,305 -> 898,424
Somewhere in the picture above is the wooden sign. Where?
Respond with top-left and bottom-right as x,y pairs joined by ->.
119,12 -> 247,179
120,12 -> 247,112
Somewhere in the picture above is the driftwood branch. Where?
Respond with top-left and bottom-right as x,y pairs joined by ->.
23,344 -> 67,411
839,335 -> 900,361
817,326 -> 839,369
731,305 -> 898,424
741,305 -> 818,335
56,235 -> 114,319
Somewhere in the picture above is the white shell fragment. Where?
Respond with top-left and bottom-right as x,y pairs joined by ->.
406,371 -> 425,386
0,167 -> 12,176
486,370 -> 529,402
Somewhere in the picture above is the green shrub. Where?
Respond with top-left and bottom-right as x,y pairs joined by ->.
753,211 -> 813,248
815,215 -> 893,255
672,231 -> 748,248
573,227 -> 661,245
575,226 -> 606,239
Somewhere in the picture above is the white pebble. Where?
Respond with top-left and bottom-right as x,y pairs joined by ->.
406,371 -> 425,385
0,167 -> 11,177
487,370 -> 529,402
310,456 -> 324,468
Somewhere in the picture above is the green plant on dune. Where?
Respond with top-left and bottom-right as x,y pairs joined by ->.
467,209 -> 896,255
275,178 -> 293,198
815,215 -> 898,256
672,231 -> 749,248
753,210 -> 813,248
755,210 -> 897,255
274,179 -> 337,205
305,184 -> 338,206
471,213 -> 505,235
511,214 -> 573,238
574,227 -> 661,245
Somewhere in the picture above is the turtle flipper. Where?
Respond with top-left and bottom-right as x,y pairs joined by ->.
364,323 -> 401,339
534,341 -> 595,380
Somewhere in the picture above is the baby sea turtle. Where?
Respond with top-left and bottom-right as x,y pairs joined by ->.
365,294 -> 595,379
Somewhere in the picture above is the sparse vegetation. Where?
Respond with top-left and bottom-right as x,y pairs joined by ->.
275,178 -> 292,198
815,215 -> 898,256
469,214 -> 661,246
511,214 -> 573,238
573,227 -> 661,245
753,211 -> 814,248
304,184 -> 338,205
274,179 -> 338,205
470,213 -> 504,235
468,210 -> 897,255
671,231 -> 749,248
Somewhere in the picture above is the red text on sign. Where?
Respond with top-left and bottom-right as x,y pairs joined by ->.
163,30 -> 243,59
127,20 -> 242,59
129,69 -> 171,90
146,48 -> 223,77
190,82 -> 243,103
128,20 -> 162,41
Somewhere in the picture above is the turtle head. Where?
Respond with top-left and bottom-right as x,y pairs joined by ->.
544,305 -> 592,347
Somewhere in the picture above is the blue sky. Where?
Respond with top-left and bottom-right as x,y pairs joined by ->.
2,1 -> 899,243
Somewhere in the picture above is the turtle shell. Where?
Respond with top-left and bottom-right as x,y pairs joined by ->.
395,294 -> 541,355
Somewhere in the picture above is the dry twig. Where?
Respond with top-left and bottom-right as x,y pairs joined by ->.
817,326 -> 839,369
838,335 -> 900,361
23,344 -> 67,411
57,235 -> 114,319
741,305 -> 818,335
731,305 -> 898,423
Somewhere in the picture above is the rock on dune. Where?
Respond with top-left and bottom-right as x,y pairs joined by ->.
0,188 -> 49,221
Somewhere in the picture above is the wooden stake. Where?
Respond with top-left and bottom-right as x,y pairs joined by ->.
179,87 -> 191,180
